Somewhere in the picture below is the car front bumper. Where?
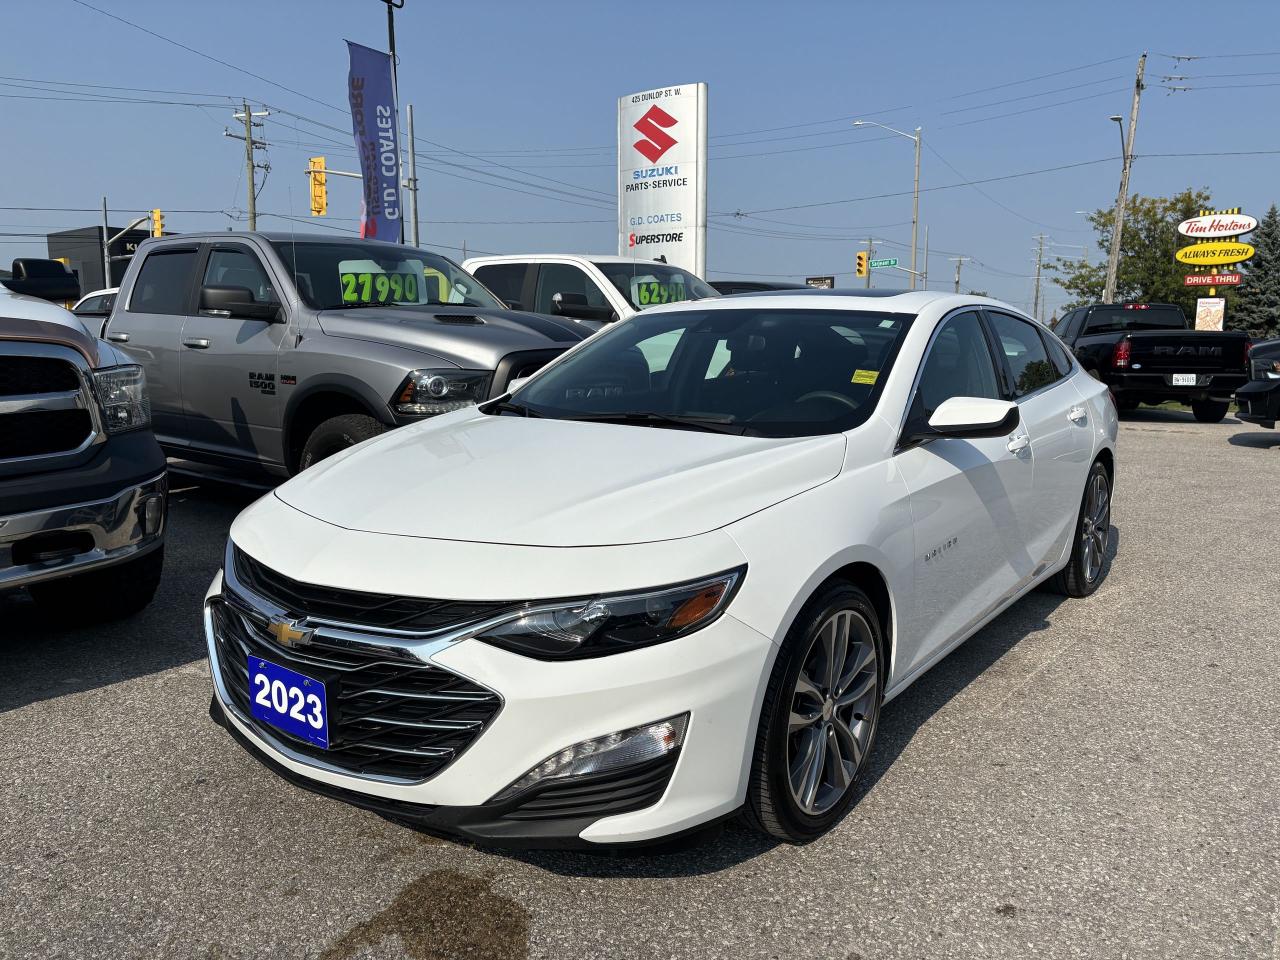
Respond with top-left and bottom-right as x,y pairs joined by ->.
0,471 -> 167,591
1234,378 -> 1280,428
203,564 -> 777,848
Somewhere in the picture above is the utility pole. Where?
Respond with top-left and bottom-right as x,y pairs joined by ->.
226,102 -> 270,230
382,0 -> 406,243
1104,52 -> 1146,304
911,128 -> 921,290
1032,234 -> 1046,322
948,256 -> 971,294
921,226 -> 929,290
101,197 -> 111,287
866,237 -> 874,289
406,103 -> 420,246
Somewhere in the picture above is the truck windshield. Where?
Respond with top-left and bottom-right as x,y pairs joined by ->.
271,240 -> 504,311
592,261 -> 718,311
1083,305 -> 1187,333
509,307 -> 914,438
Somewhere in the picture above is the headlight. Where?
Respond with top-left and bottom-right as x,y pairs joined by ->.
92,364 -> 150,434
476,567 -> 745,660
1251,357 -> 1280,380
489,714 -> 688,803
394,368 -> 492,415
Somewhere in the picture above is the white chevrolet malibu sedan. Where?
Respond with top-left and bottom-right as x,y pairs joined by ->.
205,290 -> 1117,848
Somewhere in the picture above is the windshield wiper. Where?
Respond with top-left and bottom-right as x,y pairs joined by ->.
486,398 -> 542,417
562,411 -> 746,434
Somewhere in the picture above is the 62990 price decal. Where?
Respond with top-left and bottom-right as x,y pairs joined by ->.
635,280 -> 687,306
340,271 -> 419,304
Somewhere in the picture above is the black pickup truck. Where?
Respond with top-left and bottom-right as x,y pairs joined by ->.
1235,338 -> 1280,428
1052,303 -> 1251,422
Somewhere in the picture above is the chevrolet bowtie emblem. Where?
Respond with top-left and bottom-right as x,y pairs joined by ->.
267,618 -> 313,649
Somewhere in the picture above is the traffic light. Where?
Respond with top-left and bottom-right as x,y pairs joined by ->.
309,156 -> 328,217
150,209 -> 164,237
855,250 -> 869,278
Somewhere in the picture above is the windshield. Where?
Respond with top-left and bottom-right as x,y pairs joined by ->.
510,307 -> 914,437
1083,305 -> 1187,333
592,261 -> 718,311
270,240 -> 504,311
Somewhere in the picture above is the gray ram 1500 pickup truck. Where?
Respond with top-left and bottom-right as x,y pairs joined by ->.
103,232 -> 586,477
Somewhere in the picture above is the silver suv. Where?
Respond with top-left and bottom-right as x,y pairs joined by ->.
105,232 -> 586,477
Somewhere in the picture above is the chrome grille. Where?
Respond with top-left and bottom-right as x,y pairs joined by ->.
0,348 -> 97,468
211,591 -> 503,782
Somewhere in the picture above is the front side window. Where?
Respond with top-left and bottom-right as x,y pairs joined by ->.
533,263 -> 611,314
912,312 -> 1001,420
472,263 -> 525,307
592,262 -> 718,312
130,249 -> 198,315
270,241 -> 503,311
203,248 -> 279,306
511,308 -> 914,437
987,312 -> 1060,397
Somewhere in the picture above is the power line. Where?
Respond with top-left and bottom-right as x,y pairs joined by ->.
943,87 -> 1131,128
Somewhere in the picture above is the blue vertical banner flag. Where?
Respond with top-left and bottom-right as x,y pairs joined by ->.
346,41 -> 401,241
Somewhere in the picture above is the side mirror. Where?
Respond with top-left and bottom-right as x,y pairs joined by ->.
551,291 -> 616,323
2,258 -> 80,303
507,375 -> 532,393
503,299 -> 525,311
200,284 -> 282,322
925,397 -> 1020,439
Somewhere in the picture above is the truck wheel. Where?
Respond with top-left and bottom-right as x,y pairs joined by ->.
1191,400 -> 1229,424
29,546 -> 163,623
298,414 -> 386,470
1115,396 -> 1139,413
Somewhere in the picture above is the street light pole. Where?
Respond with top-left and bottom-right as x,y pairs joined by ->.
853,119 -> 922,290
1103,53 -> 1146,304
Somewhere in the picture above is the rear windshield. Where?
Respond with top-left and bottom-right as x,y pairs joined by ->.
1083,305 -> 1187,334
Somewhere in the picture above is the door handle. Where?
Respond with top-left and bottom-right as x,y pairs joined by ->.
1068,405 -> 1088,424
182,338 -> 211,350
1007,434 -> 1030,454
105,332 -> 129,343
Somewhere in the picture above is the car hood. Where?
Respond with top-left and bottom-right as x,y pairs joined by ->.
274,410 -> 847,547
315,305 -> 583,368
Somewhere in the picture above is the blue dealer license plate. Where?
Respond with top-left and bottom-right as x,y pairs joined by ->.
248,656 -> 329,749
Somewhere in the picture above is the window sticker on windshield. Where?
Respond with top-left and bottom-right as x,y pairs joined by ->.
631,277 -> 688,307
851,369 -> 879,385
340,270 -> 420,304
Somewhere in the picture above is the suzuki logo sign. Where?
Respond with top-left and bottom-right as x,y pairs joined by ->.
633,105 -> 678,164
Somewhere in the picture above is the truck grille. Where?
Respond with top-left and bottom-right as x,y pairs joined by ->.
210,597 -> 502,781
0,353 -> 95,464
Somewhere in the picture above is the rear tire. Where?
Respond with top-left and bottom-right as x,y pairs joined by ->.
743,583 -> 883,843
1191,399 -> 1229,424
29,546 -> 163,623
298,414 -> 385,471
1050,461 -> 1111,598
1115,396 -> 1140,413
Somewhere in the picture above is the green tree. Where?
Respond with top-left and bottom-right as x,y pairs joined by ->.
1048,188 -> 1212,318
1232,204 -> 1280,340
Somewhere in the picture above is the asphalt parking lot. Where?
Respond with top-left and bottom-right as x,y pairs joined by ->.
2,410 -> 1277,960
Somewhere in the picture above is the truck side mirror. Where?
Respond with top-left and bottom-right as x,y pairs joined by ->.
551,292 -> 617,323
200,284 -> 282,322
2,258 -> 80,303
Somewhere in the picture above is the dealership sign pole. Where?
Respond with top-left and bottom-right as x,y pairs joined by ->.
618,83 -> 708,276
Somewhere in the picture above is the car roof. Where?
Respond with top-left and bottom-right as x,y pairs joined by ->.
652,288 -> 1024,316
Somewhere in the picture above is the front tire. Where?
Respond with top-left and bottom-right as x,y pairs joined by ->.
1191,399 -> 1229,423
29,546 -> 163,623
1051,461 -> 1112,598
298,414 -> 385,471
744,583 -> 883,843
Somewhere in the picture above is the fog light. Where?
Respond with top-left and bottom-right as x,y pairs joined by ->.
489,713 -> 688,803
142,494 -> 165,536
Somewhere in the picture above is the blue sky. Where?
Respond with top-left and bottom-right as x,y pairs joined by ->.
4,0 -> 1279,316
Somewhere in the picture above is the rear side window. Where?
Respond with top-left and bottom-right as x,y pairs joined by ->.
987,312 -> 1060,397
472,264 -> 525,307
1042,331 -> 1074,378
130,249 -> 198,315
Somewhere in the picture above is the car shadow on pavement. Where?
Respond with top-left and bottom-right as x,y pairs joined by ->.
1227,430 -> 1280,448
486,526 -> 1122,879
1119,406 -> 1240,426
0,475 -> 260,714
